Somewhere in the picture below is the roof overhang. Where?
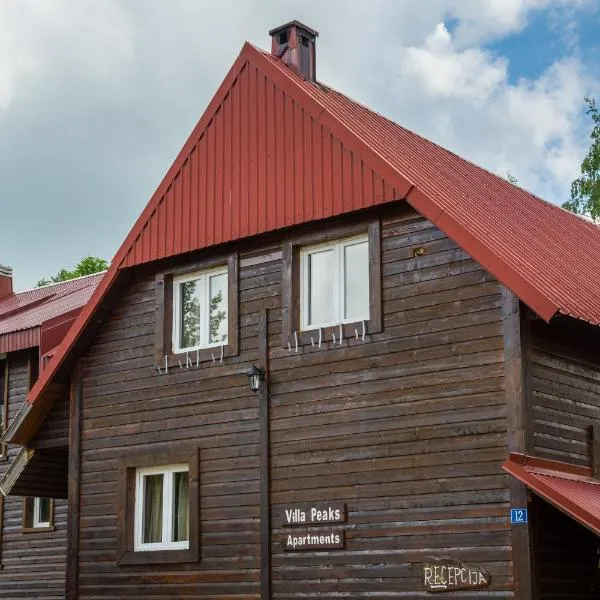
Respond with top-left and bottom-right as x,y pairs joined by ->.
503,453 -> 600,536
2,382 -> 68,446
0,446 -> 68,498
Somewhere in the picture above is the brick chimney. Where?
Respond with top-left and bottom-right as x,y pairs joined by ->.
0,265 -> 13,300
269,20 -> 318,81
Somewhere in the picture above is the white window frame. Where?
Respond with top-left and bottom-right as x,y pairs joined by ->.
32,497 -> 51,528
300,234 -> 369,330
134,464 -> 190,552
172,265 -> 228,353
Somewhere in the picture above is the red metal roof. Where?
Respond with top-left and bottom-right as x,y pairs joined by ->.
503,453 -> 600,536
11,39 -> 600,442
0,273 -> 103,353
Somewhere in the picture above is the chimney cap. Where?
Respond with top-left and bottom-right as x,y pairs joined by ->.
0,264 -> 13,277
269,20 -> 319,38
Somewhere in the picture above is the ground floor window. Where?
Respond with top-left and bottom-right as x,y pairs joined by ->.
23,497 -> 53,530
117,447 -> 199,565
134,464 -> 189,551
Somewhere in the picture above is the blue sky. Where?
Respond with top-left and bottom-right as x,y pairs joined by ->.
1,0 -> 599,290
488,4 -> 600,83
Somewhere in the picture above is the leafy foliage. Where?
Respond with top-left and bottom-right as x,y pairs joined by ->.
180,280 -> 201,348
209,290 -> 227,343
563,97 -> 600,220
506,171 -> 518,184
36,256 -> 108,287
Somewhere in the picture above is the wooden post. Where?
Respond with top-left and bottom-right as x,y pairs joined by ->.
591,425 -> 600,479
66,360 -> 83,600
258,309 -> 271,600
502,288 -> 534,599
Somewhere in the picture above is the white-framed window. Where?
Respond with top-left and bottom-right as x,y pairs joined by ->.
34,497 -> 51,528
300,235 -> 369,330
172,266 -> 228,353
24,497 -> 52,529
134,464 -> 190,552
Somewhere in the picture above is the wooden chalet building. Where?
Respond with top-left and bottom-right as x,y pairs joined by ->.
2,21 -> 600,599
0,267 -> 101,598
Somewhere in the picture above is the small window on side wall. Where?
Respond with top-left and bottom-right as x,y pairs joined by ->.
173,267 -> 228,353
282,219 -> 382,347
23,497 -> 54,531
300,235 -> 369,329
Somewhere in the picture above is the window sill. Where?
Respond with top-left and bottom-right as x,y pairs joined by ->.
21,526 -> 55,533
118,547 -> 199,566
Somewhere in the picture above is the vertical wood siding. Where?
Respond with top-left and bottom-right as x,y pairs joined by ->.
0,353 -> 67,599
122,61 -> 400,268
530,321 -> 600,466
77,206 -> 513,598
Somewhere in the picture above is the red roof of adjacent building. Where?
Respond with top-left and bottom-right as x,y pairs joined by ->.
8,38 -> 600,442
503,453 -> 600,536
0,273 -> 103,354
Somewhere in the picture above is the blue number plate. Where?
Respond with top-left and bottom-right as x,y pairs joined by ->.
510,508 -> 528,524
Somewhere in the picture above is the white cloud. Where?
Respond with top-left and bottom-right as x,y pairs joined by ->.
0,0 -> 598,289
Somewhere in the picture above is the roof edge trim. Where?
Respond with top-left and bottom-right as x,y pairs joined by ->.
503,453 -> 600,536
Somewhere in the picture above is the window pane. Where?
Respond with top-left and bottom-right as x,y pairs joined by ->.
344,241 -> 369,320
24,497 -> 35,528
179,279 -> 201,349
172,471 -> 189,543
143,474 -> 163,544
308,249 -> 336,326
209,273 -> 228,344
38,498 -> 51,525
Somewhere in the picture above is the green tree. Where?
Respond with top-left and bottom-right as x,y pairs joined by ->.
36,256 -> 108,287
506,171 -> 518,184
563,97 -> 600,220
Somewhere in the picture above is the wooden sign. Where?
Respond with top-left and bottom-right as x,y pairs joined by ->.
282,502 -> 346,526
284,530 -> 344,551
423,557 -> 491,592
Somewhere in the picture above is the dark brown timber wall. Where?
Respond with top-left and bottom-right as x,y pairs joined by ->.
77,206 -> 513,598
530,318 -> 600,466
0,352 -> 67,599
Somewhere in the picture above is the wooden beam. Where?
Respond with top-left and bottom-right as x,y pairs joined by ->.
502,287 -> 534,600
66,360 -> 82,600
258,309 -> 271,600
591,424 -> 600,479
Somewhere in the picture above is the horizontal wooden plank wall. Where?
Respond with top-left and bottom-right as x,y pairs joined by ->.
29,394 -> 69,449
269,210 -> 511,598
530,319 -> 600,466
0,352 -> 67,599
76,205 -> 512,598
77,263 -> 263,598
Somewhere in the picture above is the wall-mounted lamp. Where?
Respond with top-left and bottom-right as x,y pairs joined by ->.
246,365 -> 266,393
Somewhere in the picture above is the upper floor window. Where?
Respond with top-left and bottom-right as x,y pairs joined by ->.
172,267 -> 228,353
300,235 -> 369,330
134,465 -> 189,552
